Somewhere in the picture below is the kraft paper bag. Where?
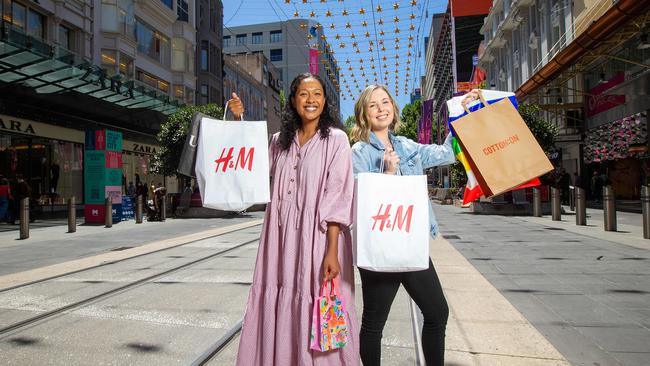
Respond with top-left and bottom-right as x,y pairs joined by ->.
353,172 -> 429,272
450,93 -> 553,197
195,107 -> 270,211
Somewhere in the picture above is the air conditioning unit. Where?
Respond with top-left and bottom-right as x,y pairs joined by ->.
528,31 -> 539,50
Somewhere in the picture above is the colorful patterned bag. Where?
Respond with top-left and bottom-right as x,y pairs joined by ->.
310,278 -> 349,352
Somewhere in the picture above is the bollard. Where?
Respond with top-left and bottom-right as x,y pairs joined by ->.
569,186 -> 575,211
603,185 -> 617,232
136,195 -> 143,224
551,187 -> 561,221
575,187 -> 586,226
642,185 -> 650,239
67,196 -> 76,233
105,197 -> 112,228
533,187 -> 541,217
19,197 -> 29,240
161,196 -> 167,221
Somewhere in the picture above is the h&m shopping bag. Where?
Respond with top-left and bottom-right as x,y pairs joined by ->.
353,173 -> 430,272
195,105 -> 270,211
310,278 -> 349,352
177,112 -> 203,177
450,90 -> 553,198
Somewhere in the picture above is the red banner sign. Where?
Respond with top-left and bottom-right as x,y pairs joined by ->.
586,72 -> 626,117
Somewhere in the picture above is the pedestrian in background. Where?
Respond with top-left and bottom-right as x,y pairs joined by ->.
0,177 -> 11,223
127,181 -> 136,199
350,84 -> 457,366
227,73 -> 359,365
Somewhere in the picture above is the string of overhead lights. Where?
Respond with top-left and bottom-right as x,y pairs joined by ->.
281,0 -> 422,101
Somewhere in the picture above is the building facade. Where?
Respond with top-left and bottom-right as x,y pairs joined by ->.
0,0 -> 195,215
196,0 -> 224,105
223,53 -> 282,135
479,0 -> 650,199
223,19 -> 340,116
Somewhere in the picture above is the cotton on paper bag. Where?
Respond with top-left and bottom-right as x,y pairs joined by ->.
450,90 -> 553,198
353,172 -> 429,272
194,109 -> 270,211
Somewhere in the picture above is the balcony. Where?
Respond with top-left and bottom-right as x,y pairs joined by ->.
501,6 -> 524,31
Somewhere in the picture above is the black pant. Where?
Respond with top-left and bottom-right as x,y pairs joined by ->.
359,259 -> 449,366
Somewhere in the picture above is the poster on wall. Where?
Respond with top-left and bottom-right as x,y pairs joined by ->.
84,129 -> 123,224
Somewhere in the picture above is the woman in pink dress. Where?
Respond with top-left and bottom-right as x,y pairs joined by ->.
227,73 -> 359,366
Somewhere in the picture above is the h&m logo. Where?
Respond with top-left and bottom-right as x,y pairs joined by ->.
0,118 -> 36,135
371,204 -> 414,233
215,147 -> 255,172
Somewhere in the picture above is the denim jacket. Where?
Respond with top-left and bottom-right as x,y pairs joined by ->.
351,131 -> 456,238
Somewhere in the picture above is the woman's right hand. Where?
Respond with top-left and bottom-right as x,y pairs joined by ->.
383,148 -> 400,174
227,92 -> 244,120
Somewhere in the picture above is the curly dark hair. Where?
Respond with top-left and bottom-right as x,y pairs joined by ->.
277,73 -> 343,150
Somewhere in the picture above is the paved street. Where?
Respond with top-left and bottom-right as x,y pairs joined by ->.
0,202 -> 647,365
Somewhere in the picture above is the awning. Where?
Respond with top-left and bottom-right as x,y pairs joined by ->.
0,21 -> 182,115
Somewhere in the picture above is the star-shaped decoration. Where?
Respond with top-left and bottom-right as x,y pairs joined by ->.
376,5 -> 383,12
346,22 -> 352,28
342,9 -> 348,16
326,10 -> 332,17
310,11 -> 316,17
294,11 -> 300,17
393,3 -> 399,10
359,8 -> 366,14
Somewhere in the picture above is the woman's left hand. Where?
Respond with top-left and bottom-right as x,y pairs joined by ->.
322,253 -> 340,281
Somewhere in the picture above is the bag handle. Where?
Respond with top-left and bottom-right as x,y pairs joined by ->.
461,89 -> 489,115
378,138 -> 401,175
319,278 -> 343,298
223,100 -> 244,121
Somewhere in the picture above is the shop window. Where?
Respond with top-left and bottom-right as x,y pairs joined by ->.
270,30 -> 282,43
236,34 -> 246,46
251,32 -> 263,45
177,0 -> 188,22
270,48 -> 282,62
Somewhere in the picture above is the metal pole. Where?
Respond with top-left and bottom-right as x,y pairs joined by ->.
641,185 -> 650,239
67,196 -> 76,233
105,197 -> 112,228
135,195 -> 143,224
551,187 -> 561,221
533,187 -> 541,217
19,197 -> 29,240
161,196 -> 167,221
603,185 -> 617,232
575,187 -> 586,226
569,186 -> 575,211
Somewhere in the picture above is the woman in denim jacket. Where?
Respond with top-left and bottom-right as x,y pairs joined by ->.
351,85 -> 456,366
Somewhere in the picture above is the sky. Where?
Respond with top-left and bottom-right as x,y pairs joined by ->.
222,0 -> 448,119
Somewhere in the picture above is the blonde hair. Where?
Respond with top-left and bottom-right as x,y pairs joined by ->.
351,85 -> 402,142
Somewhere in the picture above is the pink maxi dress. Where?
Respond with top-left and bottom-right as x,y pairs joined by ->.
236,128 -> 359,366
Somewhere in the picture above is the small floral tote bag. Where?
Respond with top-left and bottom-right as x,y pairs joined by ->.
310,278 -> 349,352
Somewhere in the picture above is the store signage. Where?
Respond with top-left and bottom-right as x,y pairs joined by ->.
131,143 -> 157,154
0,118 -> 36,135
586,72 -> 626,117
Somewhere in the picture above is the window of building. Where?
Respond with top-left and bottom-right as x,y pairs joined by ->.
210,86 -> 218,103
236,34 -> 246,46
11,1 -> 26,30
119,52 -> 134,79
270,30 -> 282,43
134,19 -> 170,66
101,49 -> 117,77
209,0 -> 218,32
160,0 -> 172,9
101,0 -> 134,36
173,85 -> 184,99
270,48 -> 282,62
200,84 -> 208,104
27,9 -> 44,38
185,87 -> 194,105
251,32 -> 263,44
177,0 -> 188,22
223,35 -> 231,47
58,25 -> 73,51
200,41 -> 208,71
137,69 -> 169,94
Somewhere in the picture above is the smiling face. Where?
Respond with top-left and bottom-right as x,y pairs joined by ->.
365,88 -> 395,132
291,77 -> 326,125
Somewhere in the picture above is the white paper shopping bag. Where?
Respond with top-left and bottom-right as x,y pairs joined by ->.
353,173 -> 430,272
194,109 -> 270,211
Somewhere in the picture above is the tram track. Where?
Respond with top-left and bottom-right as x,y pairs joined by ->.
0,230 -> 260,337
